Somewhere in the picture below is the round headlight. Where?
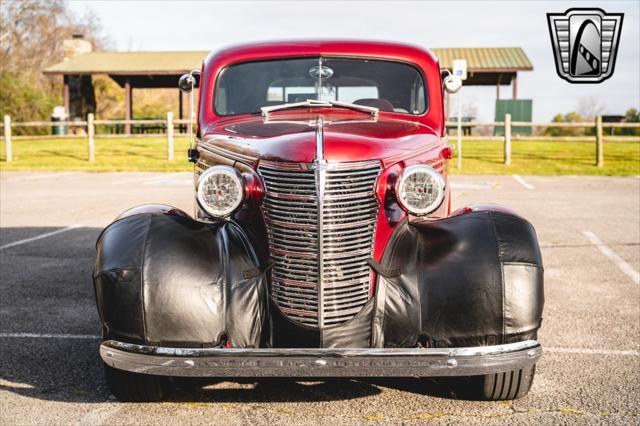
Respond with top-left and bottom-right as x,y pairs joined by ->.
197,166 -> 244,217
395,165 -> 445,215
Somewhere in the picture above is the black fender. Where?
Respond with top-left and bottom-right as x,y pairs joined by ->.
371,207 -> 544,348
93,205 -> 270,348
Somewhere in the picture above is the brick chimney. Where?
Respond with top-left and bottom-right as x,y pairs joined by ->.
63,34 -> 92,60
62,34 -> 96,122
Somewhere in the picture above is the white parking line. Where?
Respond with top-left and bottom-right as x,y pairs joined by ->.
144,178 -> 192,186
3,172 -> 80,182
512,174 -> 535,190
582,231 -> 640,285
450,183 -> 492,190
0,332 -> 100,339
112,172 -> 188,185
0,225 -> 82,250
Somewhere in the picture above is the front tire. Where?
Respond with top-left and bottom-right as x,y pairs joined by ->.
104,363 -> 166,402
438,364 -> 536,401
475,365 -> 536,400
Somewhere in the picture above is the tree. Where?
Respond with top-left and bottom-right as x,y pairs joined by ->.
620,108 -> 640,136
545,111 -> 586,136
0,71 -> 57,124
0,0 -> 109,131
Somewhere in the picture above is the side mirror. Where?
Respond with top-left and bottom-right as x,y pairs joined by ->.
443,73 -> 462,94
179,73 -> 196,93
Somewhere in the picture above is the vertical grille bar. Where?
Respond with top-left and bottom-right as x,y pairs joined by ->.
315,117 -> 327,327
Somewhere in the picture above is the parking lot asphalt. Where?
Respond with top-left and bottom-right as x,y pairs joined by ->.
0,171 -> 639,425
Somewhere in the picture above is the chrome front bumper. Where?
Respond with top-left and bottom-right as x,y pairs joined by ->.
100,340 -> 542,378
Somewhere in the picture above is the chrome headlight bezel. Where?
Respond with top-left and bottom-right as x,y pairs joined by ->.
196,165 -> 245,218
395,164 -> 446,216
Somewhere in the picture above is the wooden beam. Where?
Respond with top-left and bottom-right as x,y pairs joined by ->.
63,76 -> 70,118
125,78 -> 132,135
4,115 -> 12,162
596,115 -> 603,167
87,113 -> 95,162
179,90 -> 184,133
167,111 -> 174,161
445,91 -> 450,122
504,113 -> 512,165
512,75 -> 518,99
496,74 -> 501,100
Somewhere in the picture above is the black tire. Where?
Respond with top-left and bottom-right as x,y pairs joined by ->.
104,363 -> 167,402
477,364 -> 536,401
438,364 -> 536,401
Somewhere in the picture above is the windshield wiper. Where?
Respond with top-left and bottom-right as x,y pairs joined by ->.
329,100 -> 379,116
261,99 -> 379,118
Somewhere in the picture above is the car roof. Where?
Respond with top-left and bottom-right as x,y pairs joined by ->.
203,39 -> 439,69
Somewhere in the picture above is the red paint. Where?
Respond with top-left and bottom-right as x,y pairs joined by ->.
440,146 -> 453,160
373,162 -> 406,261
201,111 -> 443,166
241,169 -> 265,208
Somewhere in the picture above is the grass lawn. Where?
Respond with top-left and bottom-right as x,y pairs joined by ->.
0,137 -> 192,172
1,136 -> 638,175
449,139 -> 640,176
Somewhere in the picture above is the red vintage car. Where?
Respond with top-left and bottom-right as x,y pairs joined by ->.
94,40 -> 544,402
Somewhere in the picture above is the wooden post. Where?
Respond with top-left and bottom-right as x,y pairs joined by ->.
445,91 -> 450,121
167,111 -> 174,161
4,115 -> 12,162
178,90 -> 184,133
87,113 -> 95,162
504,113 -> 512,165
596,115 -> 603,167
63,76 -> 70,118
456,95 -> 463,171
124,78 -> 132,135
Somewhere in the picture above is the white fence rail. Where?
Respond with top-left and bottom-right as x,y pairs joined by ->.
445,114 -> 639,168
1,114 -> 639,166
1,114 -> 193,162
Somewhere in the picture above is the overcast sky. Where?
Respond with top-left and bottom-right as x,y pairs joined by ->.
68,0 -> 639,122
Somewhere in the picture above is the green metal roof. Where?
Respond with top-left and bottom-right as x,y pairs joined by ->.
433,47 -> 533,71
44,51 -> 210,75
43,47 -> 532,75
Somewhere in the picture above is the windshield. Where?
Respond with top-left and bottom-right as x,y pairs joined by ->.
214,57 -> 427,116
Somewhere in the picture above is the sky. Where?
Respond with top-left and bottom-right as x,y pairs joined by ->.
67,0 -> 640,122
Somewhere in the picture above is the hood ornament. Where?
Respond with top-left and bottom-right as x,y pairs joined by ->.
314,116 -> 325,164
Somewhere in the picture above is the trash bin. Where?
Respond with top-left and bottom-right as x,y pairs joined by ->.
51,106 -> 67,135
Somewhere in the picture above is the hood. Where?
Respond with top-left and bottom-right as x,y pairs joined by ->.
198,111 -> 443,166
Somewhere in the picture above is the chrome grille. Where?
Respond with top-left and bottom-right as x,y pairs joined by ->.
258,160 -> 381,328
